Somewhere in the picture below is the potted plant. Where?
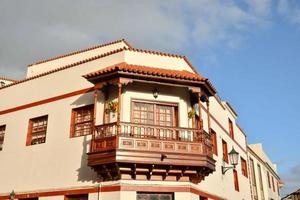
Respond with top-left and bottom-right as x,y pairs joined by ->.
188,109 -> 196,119
106,100 -> 118,114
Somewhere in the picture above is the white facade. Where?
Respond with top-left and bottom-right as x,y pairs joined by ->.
0,39 -> 268,200
247,144 -> 281,200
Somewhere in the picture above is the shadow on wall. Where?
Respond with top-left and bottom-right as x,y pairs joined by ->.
71,92 -> 94,107
76,136 -> 100,183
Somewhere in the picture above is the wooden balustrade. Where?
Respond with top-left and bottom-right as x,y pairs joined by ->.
88,122 -> 215,183
91,122 -> 212,155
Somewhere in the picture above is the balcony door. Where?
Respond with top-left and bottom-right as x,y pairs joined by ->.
131,100 -> 178,139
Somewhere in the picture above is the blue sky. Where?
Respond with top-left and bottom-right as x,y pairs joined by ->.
0,0 -> 299,196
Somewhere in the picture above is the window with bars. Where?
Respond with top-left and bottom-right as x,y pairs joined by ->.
137,192 -> 173,200
211,129 -> 218,155
70,105 -> 94,137
26,115 -> 48,146
241,157 -> 248,177
0,125 -> 6,151
222,140 -> 228,163
233,169 -> 239,191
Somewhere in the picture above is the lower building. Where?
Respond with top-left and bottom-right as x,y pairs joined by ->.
247,144 -> 282,200
282,189 -> 300,200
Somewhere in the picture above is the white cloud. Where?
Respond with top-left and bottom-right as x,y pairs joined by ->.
278,0 -> 300,25
0,0 -> 271,79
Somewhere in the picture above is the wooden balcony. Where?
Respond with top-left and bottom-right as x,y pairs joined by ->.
87,122 -> 215,183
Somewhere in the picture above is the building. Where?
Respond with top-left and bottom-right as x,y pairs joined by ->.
0,77 -> 17,88
282,189 -> 300,200
247,144 -> 282,200
0,39 -> 266,200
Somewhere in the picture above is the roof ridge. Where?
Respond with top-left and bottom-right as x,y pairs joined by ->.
127,47 -> 198,74
27,39 -> 131,67
0,77 -> 18,82
0,47 -> 127,91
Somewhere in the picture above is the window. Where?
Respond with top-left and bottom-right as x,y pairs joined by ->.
200,196 -> 208,200
233,169 -> 239,191
70,105 -> 94,137
131,100 -> 178,140
65,194 -> 88,200
272,176 -> 275,192
277,181 -> 280,195
26,115 -> 48,146
257,164 -> 265,200
222,140 -> 228,163
19,198 -> 38,200
137,193 -> 173,200
228,118 -> 234,139
0,125 -> 6,151
241,157 -> 248,177
133,102 -> 155,125
249,158 -> 258,199
267,171 -> 271,188
211,129 -> 218,155
132,101 -> 177,127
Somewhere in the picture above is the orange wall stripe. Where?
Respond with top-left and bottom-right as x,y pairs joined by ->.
0,185 -> 224,200
200,104 -> 247,154
0,87 -> 94,116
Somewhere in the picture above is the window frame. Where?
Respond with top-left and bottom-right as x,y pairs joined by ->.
0,125 -> 6,151
131,99 -> 178,127
70,104 -> 94,138
222,139 -> 228,163
272,176 -> 275,192
228,118 -> 234,139
241,157 -> 248,177
257,164 -> 265,199
211,129 -> 218,156
233,169 -> 240,192
136,192 -> 174,200
26,115 -> 48,146
267,171 -> 271,189
65,194 -> 88,200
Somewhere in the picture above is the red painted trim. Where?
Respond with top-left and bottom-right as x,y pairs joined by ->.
200,104 -> 247,154
0,185 -> 224,200
0,87 -> 94,116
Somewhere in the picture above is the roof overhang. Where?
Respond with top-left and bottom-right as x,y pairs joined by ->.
83,63 -> 217,96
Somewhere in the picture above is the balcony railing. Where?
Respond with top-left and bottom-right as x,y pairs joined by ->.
90,122 -> 212,155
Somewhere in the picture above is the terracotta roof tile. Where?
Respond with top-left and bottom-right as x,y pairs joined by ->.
83,63 -> 206,82
27,39 -> 131,67
0,48 -> 126,91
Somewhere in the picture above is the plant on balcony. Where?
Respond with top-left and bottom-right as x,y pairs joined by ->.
106,100 -> 118,114
188,108 -> 196,119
